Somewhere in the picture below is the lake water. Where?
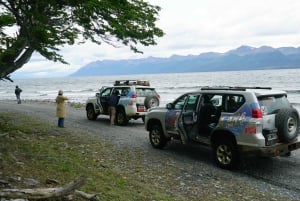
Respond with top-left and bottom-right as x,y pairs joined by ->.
1,69 -> 300,107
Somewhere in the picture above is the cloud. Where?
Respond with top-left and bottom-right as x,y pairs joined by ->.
12,0 -> 300,78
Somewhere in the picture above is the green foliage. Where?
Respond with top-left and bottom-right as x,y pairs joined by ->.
0,14 -> 15,27
0,0 -> 164,80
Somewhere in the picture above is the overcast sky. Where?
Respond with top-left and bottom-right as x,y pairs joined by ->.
13,0 -> 300,78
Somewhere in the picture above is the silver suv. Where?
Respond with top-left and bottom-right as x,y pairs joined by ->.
86,80 -> 160,125
145,86 -> 300,169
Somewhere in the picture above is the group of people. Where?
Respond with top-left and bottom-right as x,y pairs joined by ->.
14,85 -> 69,128
14,85 -> 118,128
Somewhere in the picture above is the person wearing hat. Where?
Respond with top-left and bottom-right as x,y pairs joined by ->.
107,90 -> 120,125
15,85 -> 22,104
55,90 -> 69,128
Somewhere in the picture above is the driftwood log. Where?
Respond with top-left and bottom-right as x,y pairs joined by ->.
0,132 -> 9,137
0,176 -> 96,200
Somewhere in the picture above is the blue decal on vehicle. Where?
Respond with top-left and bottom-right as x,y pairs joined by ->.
219,104 -> 253,135
166,110 -> 179,130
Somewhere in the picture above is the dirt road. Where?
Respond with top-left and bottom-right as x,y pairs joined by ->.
1,100 -> 300,200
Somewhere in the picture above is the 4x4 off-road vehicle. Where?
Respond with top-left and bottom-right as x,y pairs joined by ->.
145,86 -> 300,169
86,80 -> 160,125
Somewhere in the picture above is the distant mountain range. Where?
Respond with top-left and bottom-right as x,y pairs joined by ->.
70,45 -> 300,77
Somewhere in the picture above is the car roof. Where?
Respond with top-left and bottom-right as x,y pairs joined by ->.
246,89 -> 287,97
186,87 -> 287,97
113,86 -> 155,89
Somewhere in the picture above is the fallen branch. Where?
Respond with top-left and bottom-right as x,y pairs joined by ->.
0,132 -> 9,137
74,190 -> 97,200
0,176 -> 85,199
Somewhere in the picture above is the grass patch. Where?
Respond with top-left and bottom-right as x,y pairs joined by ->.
0,112 -> 181,200
0,112 -> 294,201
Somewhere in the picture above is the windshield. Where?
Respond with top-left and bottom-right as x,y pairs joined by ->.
258,95 -> 290,115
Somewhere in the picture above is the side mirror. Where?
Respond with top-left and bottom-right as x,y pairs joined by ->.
166,103 -> 173,109
96,93 -> 100,97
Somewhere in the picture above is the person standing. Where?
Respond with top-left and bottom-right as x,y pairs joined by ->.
55,90 -> 68,128
108,90 -> 120,125
15,85 -> 22,104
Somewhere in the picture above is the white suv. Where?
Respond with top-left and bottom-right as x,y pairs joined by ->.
86,80 -> 160,125
145,86 -> 300,169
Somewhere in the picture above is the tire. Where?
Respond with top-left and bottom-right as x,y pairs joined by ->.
212,138 -> 239,170
86,105 -> 97,120
275,108 -> 299,142
116,109 -> 129,126
149,124 -> 167,149
144,96 -> 159,109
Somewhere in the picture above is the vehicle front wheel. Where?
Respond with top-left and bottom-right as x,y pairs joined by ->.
116,109 -> 129,126
212,138 -> 239,170
86,105 -> 97,120
149,124 -> 167,149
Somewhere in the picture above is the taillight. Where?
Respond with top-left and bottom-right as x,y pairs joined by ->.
131,93 -> 137,98
157,94 -> 160,99
252,108 -> 262,118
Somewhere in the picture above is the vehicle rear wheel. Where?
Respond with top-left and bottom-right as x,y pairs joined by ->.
212,138 -> 239,170
144,96 -> 159,109
149,124 -> 167,149
116,109 -> 129,126
275,108 -> 299,142
86,105 -> 97,120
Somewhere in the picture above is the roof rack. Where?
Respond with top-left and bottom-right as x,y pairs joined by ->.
114,80 -> 150,86
201,86 -> 272,91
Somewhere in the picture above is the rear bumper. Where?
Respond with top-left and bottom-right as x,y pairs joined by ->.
239,136 -> 300,157
124,106 -> 146,117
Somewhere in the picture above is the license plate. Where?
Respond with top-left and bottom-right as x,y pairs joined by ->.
137,106 -> 145,112
266,133 -> 278,146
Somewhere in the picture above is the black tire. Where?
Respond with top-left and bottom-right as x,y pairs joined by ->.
86,105 -> 97,120
275,108 -> 299,142
212,138 -> 239,170
149,124 -> 167,149
144,96 -> 159,109
116,109 -> 129,126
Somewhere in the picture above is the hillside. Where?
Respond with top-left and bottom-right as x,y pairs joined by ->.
70,45 -> 300,76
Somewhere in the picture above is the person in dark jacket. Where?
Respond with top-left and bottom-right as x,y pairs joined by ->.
15,85 -> 22,104
108,90 -> 120,125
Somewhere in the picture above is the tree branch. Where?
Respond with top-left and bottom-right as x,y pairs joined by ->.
0,176 -> 85,199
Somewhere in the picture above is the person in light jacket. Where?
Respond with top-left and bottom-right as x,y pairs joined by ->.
56,90 -> 68,128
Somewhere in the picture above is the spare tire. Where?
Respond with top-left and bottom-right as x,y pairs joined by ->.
275,108 -> 299,142
144,96 -> 159,109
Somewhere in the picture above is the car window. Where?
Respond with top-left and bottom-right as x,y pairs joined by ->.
173,94 -> 188,110
118,87 -> 130,96
101,88 -> 112,97
224,95 -> 245,113
258,95 -> 289,115
136,88 -> 157,97
211,95 -> 222,107
184,95 -> 200,111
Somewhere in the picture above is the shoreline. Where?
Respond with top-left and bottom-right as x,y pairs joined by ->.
0,99 -> 85,107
